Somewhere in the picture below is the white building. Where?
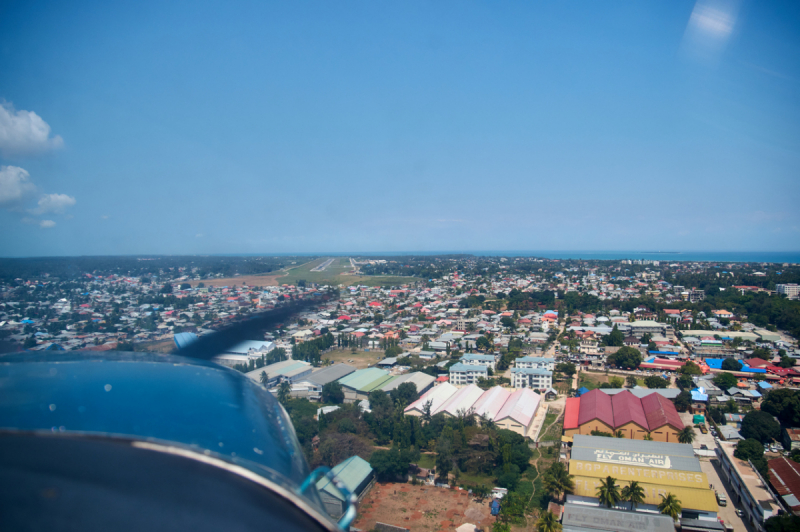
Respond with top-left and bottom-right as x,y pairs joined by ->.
449,362 -> 488,386
776,283 -> 800,299
511,367 -> 552,390
514,356 -> 554,371
460,353 -> 497,370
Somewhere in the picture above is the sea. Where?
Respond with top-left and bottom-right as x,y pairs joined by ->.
228,251 -> 800,263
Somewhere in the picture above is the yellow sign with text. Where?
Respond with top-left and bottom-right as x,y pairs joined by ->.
569,460 -> 709,489
571,476 -> 719,512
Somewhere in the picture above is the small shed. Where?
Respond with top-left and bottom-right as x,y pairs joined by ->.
316,455 -> 375,519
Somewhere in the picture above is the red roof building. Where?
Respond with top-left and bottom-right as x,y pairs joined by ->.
612,390 -> 649,439
577,389 -> 614,433
641,393 -> 684,434
767,456 -> 800,515
564,397 -> 581,431
564,389 -> 685,442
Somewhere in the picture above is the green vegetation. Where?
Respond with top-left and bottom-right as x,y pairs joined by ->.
279,257 -> 420,287
606,346 -> 642,370
740,410 -> 781,446
761,389 -> 800,426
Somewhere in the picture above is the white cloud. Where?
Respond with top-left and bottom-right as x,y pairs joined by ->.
22,217 -> 56,228
29,193 -> 76,215
0,101 -> 64,158
0,165 -> 36,206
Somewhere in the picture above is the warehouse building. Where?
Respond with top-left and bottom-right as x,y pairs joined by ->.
563,389 -> 684,442
379,372 -> 436,397
436,384 -> 487,417
245,359 -> 313,388
561,502 -> 677,532
404,384 -> 541,437
289,363 -> 356,400
337,368 -> 394,403
494,388 -> 540,434
316,455 -> 374,520
404,382 -> 458,416
567,435 -> 718,522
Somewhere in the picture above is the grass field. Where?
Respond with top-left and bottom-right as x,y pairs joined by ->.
577,371 -> 610,391
196,257 -> 420,288
324,348 -> 384,369
280,257 -> 420,287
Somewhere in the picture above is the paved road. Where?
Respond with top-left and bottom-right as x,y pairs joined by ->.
700,458 -> 750,532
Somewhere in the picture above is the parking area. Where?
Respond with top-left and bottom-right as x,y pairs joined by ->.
679,412 -> 717,450
700,458 -> 751,532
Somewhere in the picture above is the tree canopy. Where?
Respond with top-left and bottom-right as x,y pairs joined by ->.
740,410 -> 781,444
606,347 -> 642,370
712,372 -> 738,390
761,389 -> 800,426
721,358 -> 742,371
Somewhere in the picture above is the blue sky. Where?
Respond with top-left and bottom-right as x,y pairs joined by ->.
0,0 -> 798,256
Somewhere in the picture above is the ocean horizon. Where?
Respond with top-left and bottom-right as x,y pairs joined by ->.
205,250 -> 800,263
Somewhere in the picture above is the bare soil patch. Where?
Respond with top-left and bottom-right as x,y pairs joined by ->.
353,483 -> 494,532
325,349 -> 384,370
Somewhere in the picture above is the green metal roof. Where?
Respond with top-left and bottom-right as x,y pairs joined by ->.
361,374 -> 395,392
338,368 -> 389,391
316,455 -> 373,501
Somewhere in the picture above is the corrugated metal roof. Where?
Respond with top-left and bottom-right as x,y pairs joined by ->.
495,388 -> 540,428
380,372 -> 435,394
404,382 -> 457,414
612,390 -> 648,430
564,397 -> 580,429
767,456 -> 800,512
361,374 -> 396,393
307,364 -> 356,385
316,455 -> 373,501
338,368 -> 389,391
570,446 -> 702,472
572,434 -> 696,457
578,388 -> 614,427
562,502 -> 675,532
449,362 -> 487,373
472,387 -> 512,420
641,393 -> 684,431
436,384 -> 486,416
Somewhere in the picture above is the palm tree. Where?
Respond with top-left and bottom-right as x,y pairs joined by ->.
542,462 -> 575,502
259,371 -> 268,387
536,510 -> 562,532
677,426 -> 695,444
615,429 -> 625,438
643,432 -> 653,441
596,476 -> 621,509
621,481 -> 646,511
277,380 -> 291,405
658,492 -> 682,522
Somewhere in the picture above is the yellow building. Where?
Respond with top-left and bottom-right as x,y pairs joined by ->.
566,435 -> 718,519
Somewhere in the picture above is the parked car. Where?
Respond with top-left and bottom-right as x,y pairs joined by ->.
716,491 -> 727,506
736,509 -> 744,517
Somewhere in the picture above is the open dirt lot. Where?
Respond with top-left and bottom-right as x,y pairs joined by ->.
325,349 -> 384,370
354,483 -> 494,532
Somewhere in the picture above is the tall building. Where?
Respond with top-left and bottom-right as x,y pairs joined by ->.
776,284 -> 800,299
